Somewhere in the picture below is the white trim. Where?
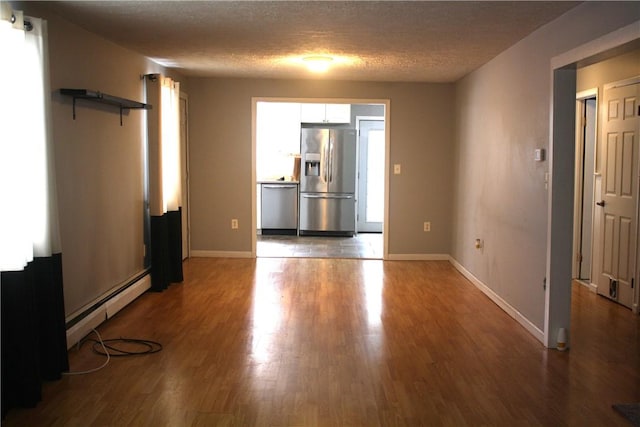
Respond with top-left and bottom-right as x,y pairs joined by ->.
603,75 -> 640,90
105,275 -> 151,319
190,250 -> 253,258
576,88 -> 598,101
66,306 -> 106,349
65,269 -> 148,322
251,99 -> 257,258
65,273 -> 152,348
179,91 -> 191,260
387,253 -> 449,261
576,280 -> 598,293
450,257 -> 545,344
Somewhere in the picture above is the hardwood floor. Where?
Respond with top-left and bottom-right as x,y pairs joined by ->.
4,258 -> 639,426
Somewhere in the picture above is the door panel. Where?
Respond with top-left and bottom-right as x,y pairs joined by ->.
619,216 -> 631,281
597,81 -> 639,309
602,213 -> 615,275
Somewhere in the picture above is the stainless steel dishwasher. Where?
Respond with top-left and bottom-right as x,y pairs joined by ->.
261,183 -> 298,235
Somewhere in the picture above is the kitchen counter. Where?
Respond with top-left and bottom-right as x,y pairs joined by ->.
258,180 -> 299,184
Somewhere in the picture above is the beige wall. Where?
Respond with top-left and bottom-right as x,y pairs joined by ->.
577,49 -> 640,92
187,78 -> 455,255
19,2 -> 186,317
452,2 -> 640,331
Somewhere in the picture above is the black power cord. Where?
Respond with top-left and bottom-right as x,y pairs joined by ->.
63,329 -> 163,375
88,338 -> 163,357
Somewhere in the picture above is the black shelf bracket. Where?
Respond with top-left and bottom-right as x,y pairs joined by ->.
60,88 -> 152,126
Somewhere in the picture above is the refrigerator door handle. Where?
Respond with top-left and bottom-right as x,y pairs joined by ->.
329,137 -> 334,183
324,137 -> 330,183
302,193 -> 354,199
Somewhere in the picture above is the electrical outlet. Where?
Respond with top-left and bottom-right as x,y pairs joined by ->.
423,221 -> 431,232
394,164 -> 401,175
231,219 -> 239,229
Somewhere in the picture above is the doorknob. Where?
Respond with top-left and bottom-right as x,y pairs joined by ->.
596,200 -> 605,207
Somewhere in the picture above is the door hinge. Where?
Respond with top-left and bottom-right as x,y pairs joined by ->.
632,278 -> 635,289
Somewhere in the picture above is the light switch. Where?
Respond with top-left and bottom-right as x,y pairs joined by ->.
394,164 -> 401,175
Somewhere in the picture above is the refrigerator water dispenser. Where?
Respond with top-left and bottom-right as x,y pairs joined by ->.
304,153 -> 321,176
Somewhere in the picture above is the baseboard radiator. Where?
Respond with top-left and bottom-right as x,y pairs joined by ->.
65,274 -> 151,349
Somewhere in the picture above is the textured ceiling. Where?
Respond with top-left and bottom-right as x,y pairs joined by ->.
46,1 -> 579,82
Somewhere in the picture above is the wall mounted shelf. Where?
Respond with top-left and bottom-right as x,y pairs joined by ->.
59,88 -> 152,126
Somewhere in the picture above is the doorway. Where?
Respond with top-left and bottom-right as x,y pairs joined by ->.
357,118 -> 385,233
573,94 -> 597,285
252,99 -> 389,259
549,29 -> 640,347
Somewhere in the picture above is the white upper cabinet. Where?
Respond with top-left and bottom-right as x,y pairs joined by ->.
256,102 -> 301,180
300,103 -> 351,124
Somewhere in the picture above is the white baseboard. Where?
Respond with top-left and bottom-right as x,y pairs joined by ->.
576,279 -> 598,293
190,250 -> 253,258
106,275 -> 151,319
387,253 -> 450,261
449,257 -> 545,344
66,274 -> 151,349
66,306 -> 106,349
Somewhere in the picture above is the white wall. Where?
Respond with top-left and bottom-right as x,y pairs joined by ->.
452,2 -> 640,333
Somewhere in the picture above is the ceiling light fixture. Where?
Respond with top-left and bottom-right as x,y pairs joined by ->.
303,55 -> 334,73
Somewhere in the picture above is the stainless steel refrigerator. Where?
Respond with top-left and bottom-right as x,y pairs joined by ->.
299,128 -> 356,236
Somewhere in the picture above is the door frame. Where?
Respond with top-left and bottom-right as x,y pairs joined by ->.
355,116 -> 385,233
572,89 -> 598,289
251,98 -> 391,259
179,91 -> 191,260
547,21 -> 640,348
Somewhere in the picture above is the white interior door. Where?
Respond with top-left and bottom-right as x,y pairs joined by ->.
357,120 -> 385,233
597,80 -> 639,308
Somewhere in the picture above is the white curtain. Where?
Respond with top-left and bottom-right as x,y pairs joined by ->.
145,74 -> 181,215
160,76 -> 181,212
0,10 -> 60,272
